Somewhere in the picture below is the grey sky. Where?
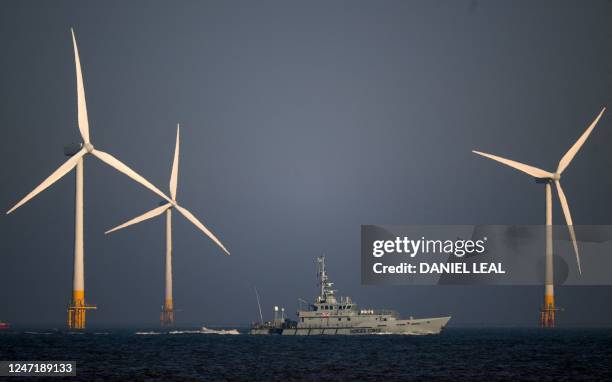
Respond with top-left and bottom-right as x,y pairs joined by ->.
1,0 -> 611,326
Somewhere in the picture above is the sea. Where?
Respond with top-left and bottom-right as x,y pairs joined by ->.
0,327 -> 611,381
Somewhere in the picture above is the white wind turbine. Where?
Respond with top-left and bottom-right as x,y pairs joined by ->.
473,107 -> 605,327
105,124 -> 229,325
6,29 -> 173,329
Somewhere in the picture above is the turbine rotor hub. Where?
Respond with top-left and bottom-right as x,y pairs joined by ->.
84,143 -> 94,153
552,173 -> 561,181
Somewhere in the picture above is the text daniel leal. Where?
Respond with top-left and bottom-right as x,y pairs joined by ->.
373,262 -> 506,274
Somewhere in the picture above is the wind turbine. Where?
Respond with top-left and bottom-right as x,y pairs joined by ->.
105,124 -> 229,326
6,29 -> 173,330
473,107 -> 605,327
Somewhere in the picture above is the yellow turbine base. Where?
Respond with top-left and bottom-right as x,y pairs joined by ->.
540,294 -> 555,328
67,291 -> 96,330
161,300 -> 175,326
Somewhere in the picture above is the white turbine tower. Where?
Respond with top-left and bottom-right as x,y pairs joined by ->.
105,124 -> 229,325
473,107 -> 605,327
6,29 -> 173,330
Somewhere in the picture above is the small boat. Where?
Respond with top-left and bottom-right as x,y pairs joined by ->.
0,322 -> 9,330
200,326 -> 240,335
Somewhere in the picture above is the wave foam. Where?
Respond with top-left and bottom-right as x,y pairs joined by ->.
167,327 -> 240,335
135,331 -> 162,335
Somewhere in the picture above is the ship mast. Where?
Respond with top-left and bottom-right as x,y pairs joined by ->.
317,256 -> 336,304
318,256 -> 325,298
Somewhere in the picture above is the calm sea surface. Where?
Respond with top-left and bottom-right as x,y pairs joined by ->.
0,328 -> 611,381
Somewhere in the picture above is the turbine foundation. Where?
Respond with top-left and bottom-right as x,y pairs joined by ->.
160,299 -> 175,326
67,290 -> 96,330
540,294 -> 556,328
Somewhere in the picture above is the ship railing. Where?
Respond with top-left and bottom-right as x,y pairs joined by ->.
380,309 -> 399,317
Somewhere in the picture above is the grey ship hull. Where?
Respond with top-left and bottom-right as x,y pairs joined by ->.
250,316 -> 450,335
283,316 -> 450,336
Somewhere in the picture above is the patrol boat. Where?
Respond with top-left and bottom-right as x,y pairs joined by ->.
250,256 -> 451,335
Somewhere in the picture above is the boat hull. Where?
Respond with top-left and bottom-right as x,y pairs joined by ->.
250,316 -> 451,335
282,316 -> 450,336
250,328 -> 283,335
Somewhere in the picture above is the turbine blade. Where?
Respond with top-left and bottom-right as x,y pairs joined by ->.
7,148 -> 87,214
557,107 -> 606,174
169,124 -> 180,200
105,203 -> 171,234
71,28 -> 90,144
174,204 -> 230,255
91,149 -> 172,203
555,180 -> 581,274
472,150 -> 554,179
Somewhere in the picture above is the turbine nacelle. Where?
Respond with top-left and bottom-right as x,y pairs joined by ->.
534,173 -> 560,183
158,200 -> 178,208
63,142 -> 94,157
64,142 -> 83,157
